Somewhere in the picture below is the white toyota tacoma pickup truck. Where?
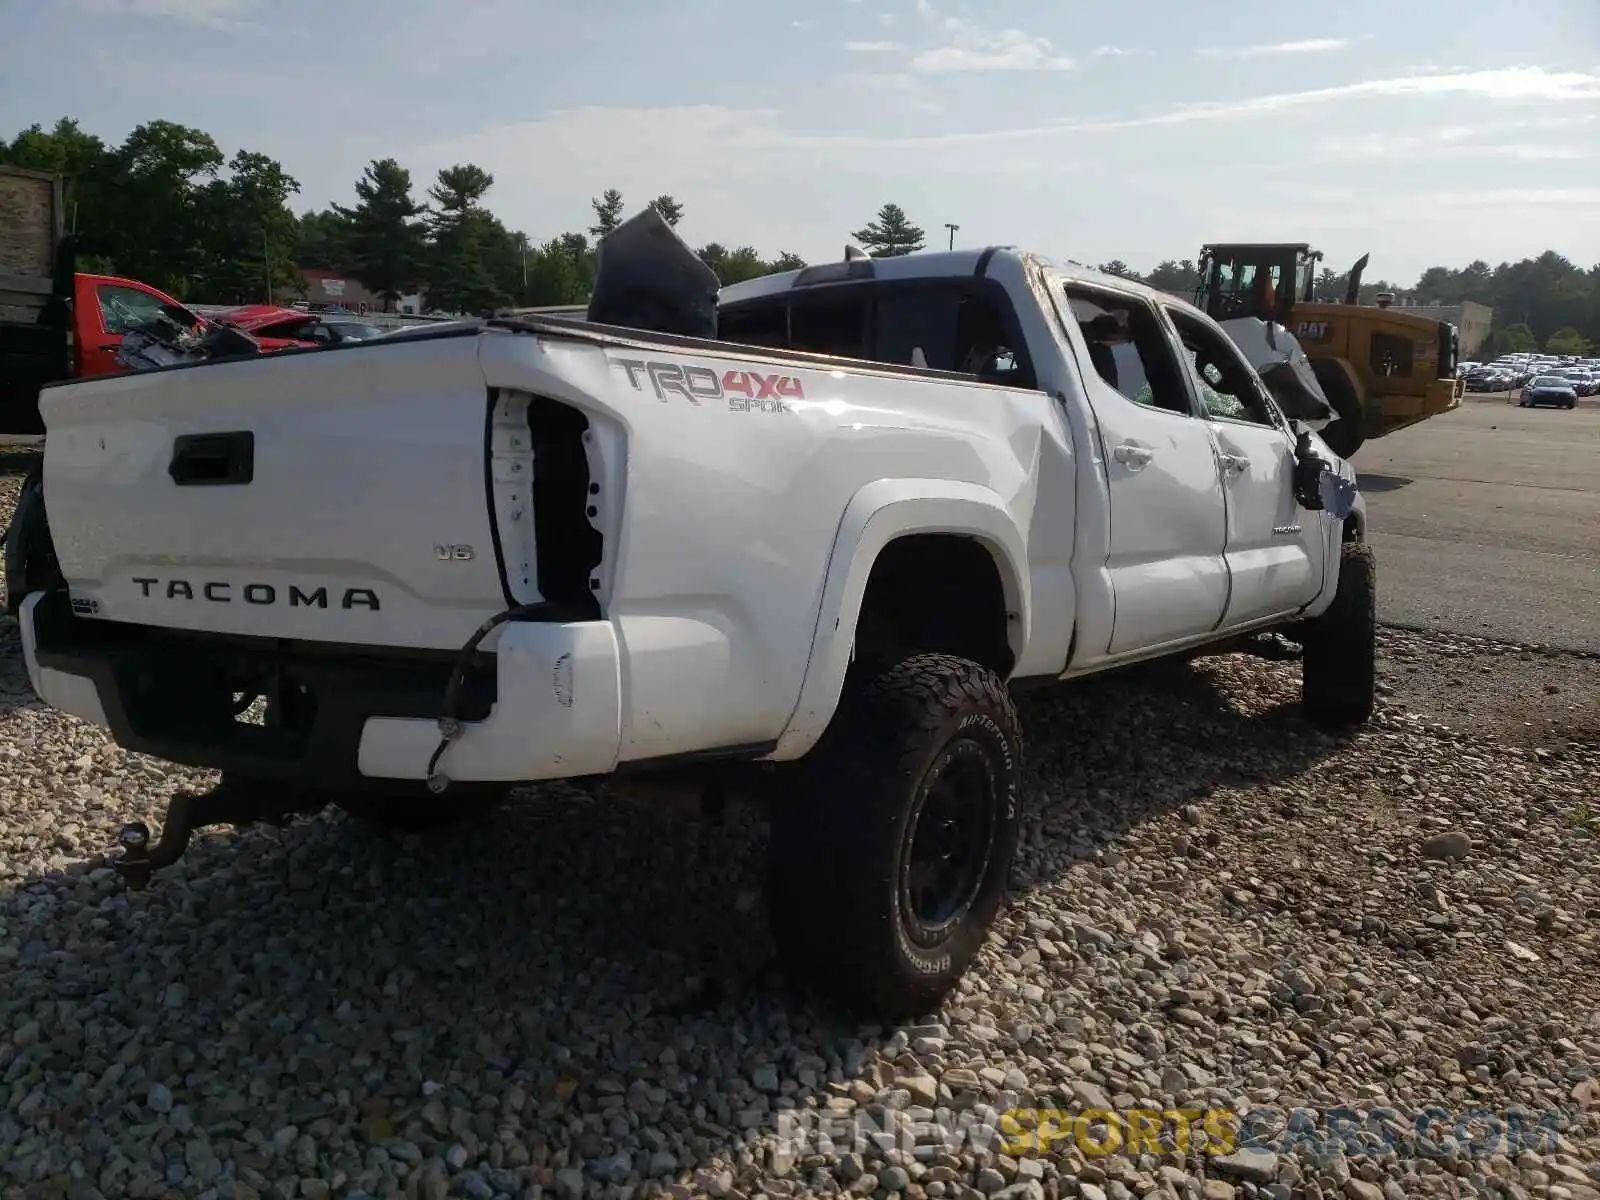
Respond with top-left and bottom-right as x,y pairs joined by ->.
15,229 -> 1373,1017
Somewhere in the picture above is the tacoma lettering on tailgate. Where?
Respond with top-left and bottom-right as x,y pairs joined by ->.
130,578 -> 381,610
612,357 -> 801,413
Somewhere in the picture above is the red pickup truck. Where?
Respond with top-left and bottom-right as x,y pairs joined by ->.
67,270 -> 204,377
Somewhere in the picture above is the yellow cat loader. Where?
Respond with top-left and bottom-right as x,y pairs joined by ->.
1195,242 -> 1463,457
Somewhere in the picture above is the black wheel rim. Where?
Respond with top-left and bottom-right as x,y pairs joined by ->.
899,739 -> 997,946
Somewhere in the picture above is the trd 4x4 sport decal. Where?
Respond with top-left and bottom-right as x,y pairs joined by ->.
611,356 -> 802,413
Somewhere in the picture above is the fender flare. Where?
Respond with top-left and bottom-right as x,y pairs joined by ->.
770,478 -> 1031,760
1345,489 -> 1367,540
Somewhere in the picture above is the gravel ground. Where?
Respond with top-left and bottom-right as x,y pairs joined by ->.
2,451 -> 1598,1200
1375,634 -> 1599,750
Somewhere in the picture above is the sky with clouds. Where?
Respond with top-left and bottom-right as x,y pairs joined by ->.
3,0 -> 1598,282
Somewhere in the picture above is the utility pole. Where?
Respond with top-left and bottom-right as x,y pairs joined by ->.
945,223 -> 959,251
264,229 -> 272,305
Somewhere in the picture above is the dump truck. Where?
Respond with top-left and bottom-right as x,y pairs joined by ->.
1195,242 -> 1464,457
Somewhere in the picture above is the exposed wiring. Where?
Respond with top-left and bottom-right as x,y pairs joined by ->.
424,602 -> 550,792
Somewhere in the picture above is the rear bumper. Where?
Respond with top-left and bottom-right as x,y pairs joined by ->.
19,591 -> 622,789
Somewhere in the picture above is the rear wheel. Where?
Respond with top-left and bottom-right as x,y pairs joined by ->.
766,652 -> 1023,1019
1302,542 -> 1377,726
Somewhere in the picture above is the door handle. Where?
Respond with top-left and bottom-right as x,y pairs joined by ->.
169,431 -> 255,486
99,343 -> 119,351
1112,442 -> 1154,468
1218,453 -> 1249,474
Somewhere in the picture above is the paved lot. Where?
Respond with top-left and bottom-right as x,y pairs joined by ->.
1359,391 -> 1599,653
1357,391 -> 1599,746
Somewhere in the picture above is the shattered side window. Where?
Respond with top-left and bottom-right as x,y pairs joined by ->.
97,285 -> 169,335
1165,307 -> 1279,427
1185,351 -> 1249,420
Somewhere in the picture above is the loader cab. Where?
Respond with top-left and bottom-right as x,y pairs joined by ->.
1195,243 -> 1321,328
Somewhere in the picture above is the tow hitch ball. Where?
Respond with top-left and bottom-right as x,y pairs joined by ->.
108,776 -> 329,890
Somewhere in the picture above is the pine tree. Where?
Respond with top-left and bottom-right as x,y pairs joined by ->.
424,164 -> 510,315
332,158 -> 427,310
589,188 -> 624,238
850,203 -> 925,257
648,194 -> 683,227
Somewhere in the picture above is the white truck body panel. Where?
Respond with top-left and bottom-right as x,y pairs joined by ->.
23,249 -> 1362,784
41,335 -> 514,649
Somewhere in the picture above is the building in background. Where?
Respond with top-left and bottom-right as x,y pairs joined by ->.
1397,300 -> 1494,357
276,268 -> 426,315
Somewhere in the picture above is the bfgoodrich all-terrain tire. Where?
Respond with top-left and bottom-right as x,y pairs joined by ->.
767,652 -> 1023,1019
1302,542 -> 1377,726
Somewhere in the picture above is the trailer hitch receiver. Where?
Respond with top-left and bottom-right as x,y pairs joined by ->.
109,774 -> 331,890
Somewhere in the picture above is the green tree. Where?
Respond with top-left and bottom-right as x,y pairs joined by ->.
295,207 -> 353,271
648,194 -> 683,227
1144,259 -> 1199,294
851,203 -> 924,257
1545,326 -> 1590,355
520,235 -> 593,305
718,247 -> 770,285
331,158 -> 428,311
770,251 -> 807,272
1097,260 -> 1136,279
196,150 -> 301,304
695,243 -> 773,285
101,120 -> 226,295
424,163 -> 510,315
589,188 -> 624,239
1486,322 -> 1538,355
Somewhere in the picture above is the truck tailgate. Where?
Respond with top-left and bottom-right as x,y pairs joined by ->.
40,333 -> 516,649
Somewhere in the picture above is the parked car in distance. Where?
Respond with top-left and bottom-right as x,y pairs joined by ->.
1520,375 -> 1579,409
1554,369 -> 1596,397
1464,367 -> 1512,392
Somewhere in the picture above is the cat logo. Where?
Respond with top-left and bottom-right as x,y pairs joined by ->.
1296,320 -> 1332,342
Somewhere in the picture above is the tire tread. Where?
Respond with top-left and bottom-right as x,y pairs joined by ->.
767,652 -> 1022,1018
1302,541 -> 1377,725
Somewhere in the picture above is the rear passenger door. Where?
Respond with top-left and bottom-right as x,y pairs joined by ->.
1163,304 -> 1325,627
1059,282 -> 1231,655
